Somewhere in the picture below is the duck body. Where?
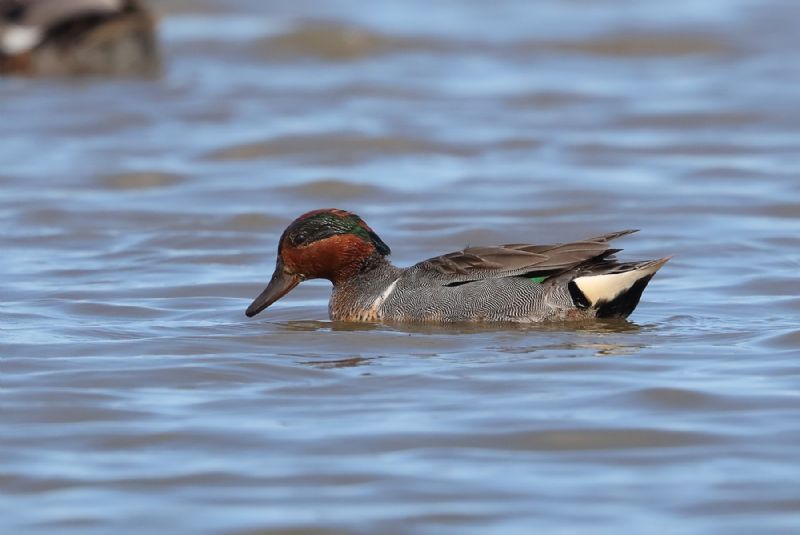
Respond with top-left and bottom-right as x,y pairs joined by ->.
246,209 -> 669,324
330,262 -> 572,323
0,0 -> 159,77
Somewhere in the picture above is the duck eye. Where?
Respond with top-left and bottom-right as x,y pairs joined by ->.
293,231 -> 309,245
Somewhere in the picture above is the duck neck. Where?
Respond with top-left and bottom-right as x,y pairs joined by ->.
329,254 -> 402,319
331,252 -> 396,287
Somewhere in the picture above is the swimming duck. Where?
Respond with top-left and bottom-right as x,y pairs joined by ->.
0,0 -> 159,76
246,209 -> 669,323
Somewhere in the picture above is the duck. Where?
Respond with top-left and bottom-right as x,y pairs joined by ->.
245,208 -> 669,323
0,0 -> 159,77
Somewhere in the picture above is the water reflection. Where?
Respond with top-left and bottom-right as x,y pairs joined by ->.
301,356 -> 375,369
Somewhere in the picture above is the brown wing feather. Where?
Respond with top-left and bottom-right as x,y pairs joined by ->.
413,229 -> 637,282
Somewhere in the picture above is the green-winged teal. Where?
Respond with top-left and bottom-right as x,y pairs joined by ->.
0,0 -> 159,76
246,209 -> 669,323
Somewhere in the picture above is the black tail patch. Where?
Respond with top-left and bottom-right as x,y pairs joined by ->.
594,274 -> 655,319
568,280 -> 591,309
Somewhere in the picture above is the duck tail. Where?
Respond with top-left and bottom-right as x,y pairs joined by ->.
568,257 -> 671,318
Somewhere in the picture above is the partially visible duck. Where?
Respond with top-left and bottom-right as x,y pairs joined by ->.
246,209 -> 670,323
0,0 -> 159,76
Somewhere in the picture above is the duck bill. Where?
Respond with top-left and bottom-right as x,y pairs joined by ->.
245,262 -> 301,317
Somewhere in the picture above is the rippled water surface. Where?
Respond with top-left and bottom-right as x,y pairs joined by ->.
2,1 -> 800,533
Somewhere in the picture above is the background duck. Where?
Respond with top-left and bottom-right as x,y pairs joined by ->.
0,0 -> 159,76
246,209 -> 669,323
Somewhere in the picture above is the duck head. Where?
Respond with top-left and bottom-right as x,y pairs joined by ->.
245,209 -> 390,317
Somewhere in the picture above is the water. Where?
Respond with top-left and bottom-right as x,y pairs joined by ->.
2,0 -> 799,533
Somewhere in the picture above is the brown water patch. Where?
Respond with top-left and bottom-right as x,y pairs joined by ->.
617,111 -> 763,129
683,498 -> 800,515
29,517 -> 103,529
324,83 -> 430,100
303,356 -> 374,369
316,428 -> 720,454
92,431 -> 266,451
175,253 -> 260,265
505,91 -> 617,109
687,166 -> 774,180
4,405 -> 149,424
180,105 -> 236,124
489,138 -> 542,151
101,171 -> 183,190
259,20 -> 449,61
496,428 -> 720,451
227,213 -> 286,230
19,207 -> 72,225
205,133 -> 473,162
571,141 -> 760,157
275,179 -> 388,200
631,387 -> 753,411
65,302 -> 166,319
55,113 -> 151,136
533,32 -> 734,57
758,329 -> 800,350
230,528 -> 351,535
155,1 -> 226,16
751,202 -> 800,219
732,275 -> 800,297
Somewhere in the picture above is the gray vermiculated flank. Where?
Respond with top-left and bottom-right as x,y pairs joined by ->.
328,230 -> 666,323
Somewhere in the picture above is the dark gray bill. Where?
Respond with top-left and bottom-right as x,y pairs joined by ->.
245,262 -> 301,317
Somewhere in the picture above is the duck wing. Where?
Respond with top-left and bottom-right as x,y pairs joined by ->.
411,229 -> 638,283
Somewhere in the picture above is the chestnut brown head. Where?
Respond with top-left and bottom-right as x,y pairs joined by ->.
245,209 -> 390,317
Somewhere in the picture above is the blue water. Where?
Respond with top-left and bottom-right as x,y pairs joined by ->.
2,1 -> 799,533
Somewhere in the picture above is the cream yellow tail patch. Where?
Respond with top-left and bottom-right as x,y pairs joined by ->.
573,258 -> 669,305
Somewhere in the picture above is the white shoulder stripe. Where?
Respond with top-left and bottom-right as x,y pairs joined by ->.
369,278 -> 399,313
